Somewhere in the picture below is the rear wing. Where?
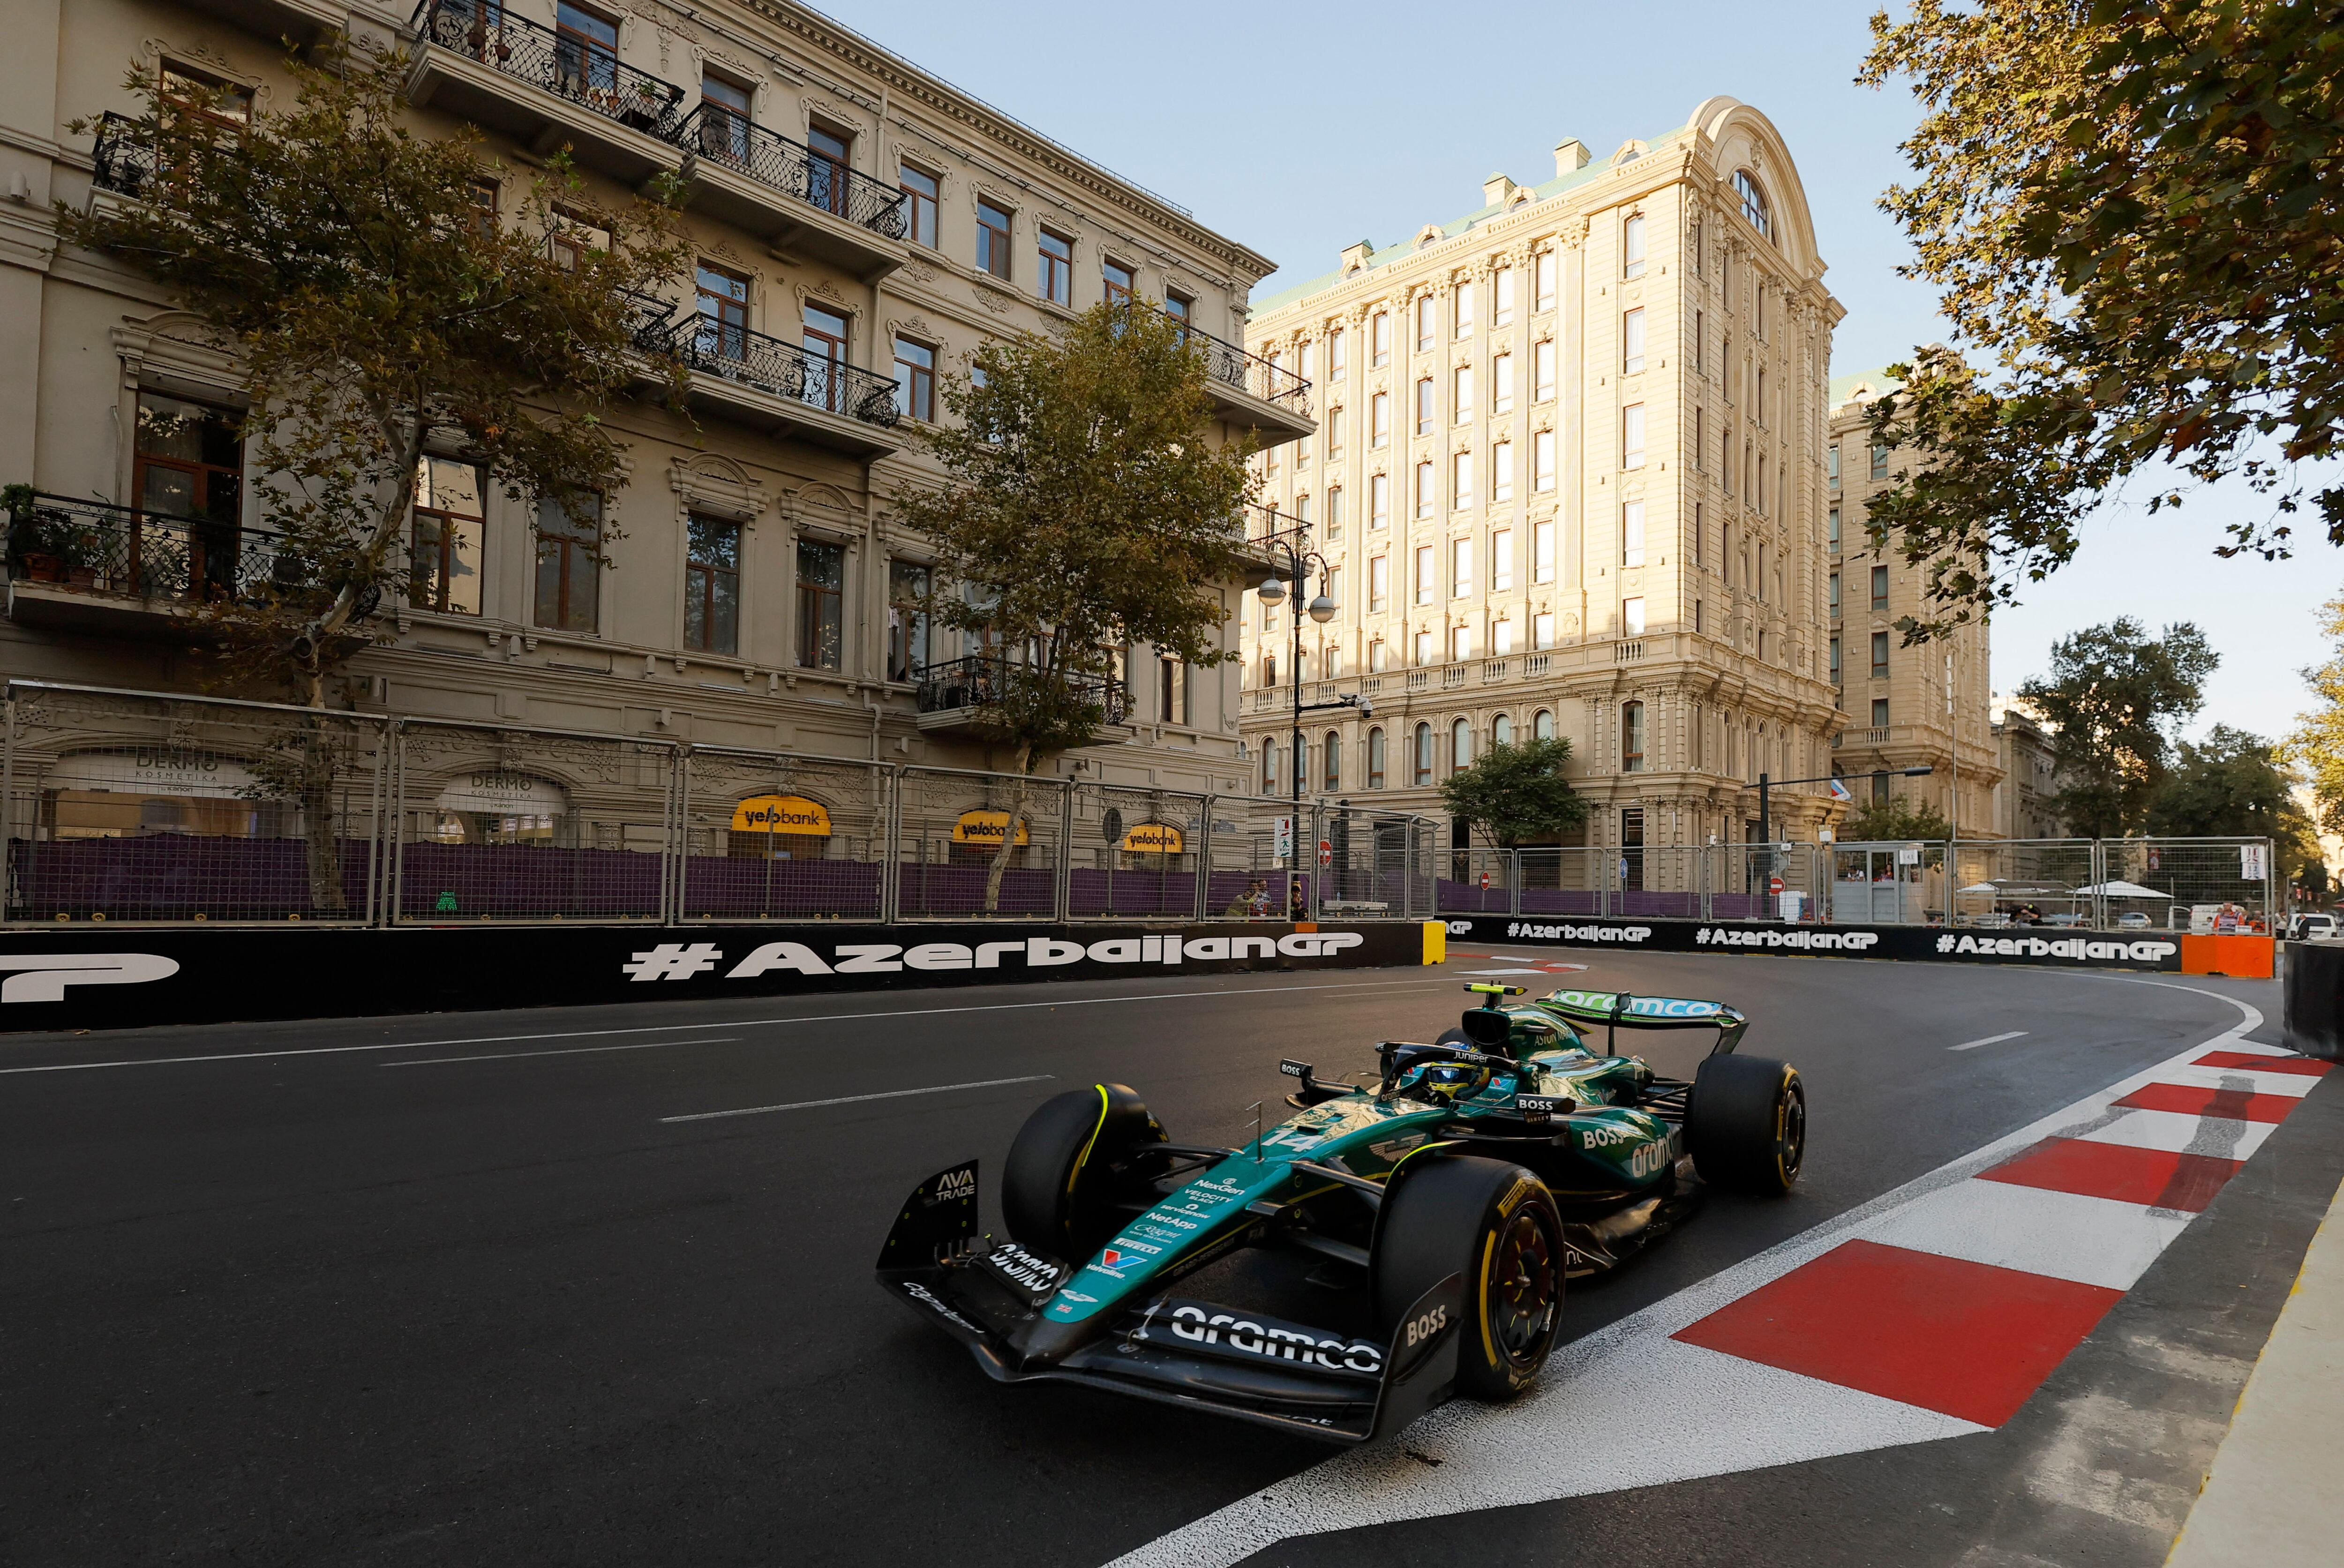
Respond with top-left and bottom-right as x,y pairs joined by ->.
1536,988 -> 1748,1056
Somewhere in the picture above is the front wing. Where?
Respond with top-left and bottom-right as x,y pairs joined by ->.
875,1160 -> 1463,1445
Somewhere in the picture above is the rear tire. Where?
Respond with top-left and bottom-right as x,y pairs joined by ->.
1001,1084 -> 1166,1260
1686,1054 -> 1804,1195
1372,1156 -> 1564,1401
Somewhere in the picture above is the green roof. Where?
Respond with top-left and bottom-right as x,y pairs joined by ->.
1247,136 -> 1669,316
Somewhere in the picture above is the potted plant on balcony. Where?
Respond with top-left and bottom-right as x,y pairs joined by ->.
3,492 -> 105,585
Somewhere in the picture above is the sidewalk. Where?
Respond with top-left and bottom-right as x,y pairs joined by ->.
2165,1171 -> 2344,1566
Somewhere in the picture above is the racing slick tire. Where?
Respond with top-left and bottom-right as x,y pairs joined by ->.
1002,1084 -> 1167,1260
1686,1054 -> 1805,1196
1372,1156 -> 1564,1401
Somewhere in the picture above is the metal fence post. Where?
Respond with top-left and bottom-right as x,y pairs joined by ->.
1195,795 -> 1215,922
1,695 -> 16,924
1053,778 -> 1073,923
879,763 -> 902,925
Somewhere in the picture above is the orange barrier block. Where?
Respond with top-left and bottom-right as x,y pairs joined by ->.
2179,934 -> 2275,979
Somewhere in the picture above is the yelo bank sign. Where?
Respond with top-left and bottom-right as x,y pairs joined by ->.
732,795 -> 832,836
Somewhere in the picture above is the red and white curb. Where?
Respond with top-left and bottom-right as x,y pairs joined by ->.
1107,986 -> 2327,1568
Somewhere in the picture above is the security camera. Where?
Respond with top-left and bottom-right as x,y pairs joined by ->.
1356,695 -> 1375,719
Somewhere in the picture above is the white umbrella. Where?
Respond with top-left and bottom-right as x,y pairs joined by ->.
1957,882 -> 2000,893
2074,880 -> 2172,898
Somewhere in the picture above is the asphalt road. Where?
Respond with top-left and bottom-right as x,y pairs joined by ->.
2,949 -> 2329,1567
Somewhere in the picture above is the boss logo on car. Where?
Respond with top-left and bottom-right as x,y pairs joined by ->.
1404,1304 -> 1450,1347
1578,1123 -> 1633,1149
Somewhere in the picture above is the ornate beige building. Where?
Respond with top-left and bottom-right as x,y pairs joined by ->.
1826,370 -> 2002,836
0,0 -> 1307,804
1239,98 -> 1845,861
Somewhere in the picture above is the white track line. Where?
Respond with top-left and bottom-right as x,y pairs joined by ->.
1103,991 -> 2276,1568
0,975 -> 1459,1076
661,1074 -> 1053,1123
1949,1030 -> 2028,1051
381,1037 -> 738,1067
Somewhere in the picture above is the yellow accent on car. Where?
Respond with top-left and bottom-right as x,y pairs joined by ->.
1477,1229 -> 1498,1369
1068,1084 -> 1111,1199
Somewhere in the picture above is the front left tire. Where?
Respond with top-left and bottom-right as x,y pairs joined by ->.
1371,1155 -> 1564,1401
1001,1083 -> 1166,1260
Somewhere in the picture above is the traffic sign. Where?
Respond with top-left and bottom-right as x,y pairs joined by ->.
1768,875 -> 1784,897
1480,870 -> 1490,890
1274,816 -> 1293,861
1318,839 -> 1332,867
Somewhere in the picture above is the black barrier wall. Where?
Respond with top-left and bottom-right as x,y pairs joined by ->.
2284,940 -> 2344,1058
1444,915 -> 2185,972
0,923 -> 1428,1033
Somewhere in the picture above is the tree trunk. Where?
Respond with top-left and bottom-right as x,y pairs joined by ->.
298,657 -> 348,916
982,743 -> 1035,915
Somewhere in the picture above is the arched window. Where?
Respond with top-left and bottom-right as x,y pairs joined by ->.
1533,708 -> 1555,742
1323,730 -> 1342,791
1493,713 -> 1513,747
1623,701 -> 1645,773
1452,718 -> 1473,771
1735,171 -> 1771,241
1412,721 -> 1434,786
1367,727 -> 1387,788
1262,653 -> 1277,688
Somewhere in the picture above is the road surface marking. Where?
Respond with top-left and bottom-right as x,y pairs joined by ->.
1105,995 -> 2303,1568
1461,968 -> 1552,976
661,1074 -> 1053,1123
381,1037 -> 739,1067
1949,1030 -> 2028,1051
0,975 -> 1458,1076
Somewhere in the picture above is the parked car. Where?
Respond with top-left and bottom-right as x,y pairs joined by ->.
2289,913 -> 2339,942
2114,910 -> 2155,930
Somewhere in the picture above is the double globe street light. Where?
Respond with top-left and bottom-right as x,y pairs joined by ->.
1257,539 -> 1369,806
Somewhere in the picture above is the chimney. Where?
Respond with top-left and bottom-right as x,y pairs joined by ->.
1482,172 -> 1517,207
1554,139 -> 1591,177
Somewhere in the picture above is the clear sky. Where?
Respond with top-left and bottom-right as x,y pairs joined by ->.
816,0 -> 2337,742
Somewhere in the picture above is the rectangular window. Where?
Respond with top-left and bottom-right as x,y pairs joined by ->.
1872,698 -> 1891,727
1371,390 -> 1390,447
801,303 -> 851,413
1416,377 -> 1435,435
1101,258 -> 1134,305
1829,571 -> 1841,615
1623,213 -> 1645,279
470,176 -> 501,236
1492,352 -> 1513,414
133,392 -> 242,599
684,515 -> 742,654
410,455 -> 483,615
1326,405 -> 1345,457
551,4 -> 620,98
533,494 -> 601,632
1158,654 -> 1188,726
1828,443 -> 1841,489
1295,491 -> 1311,526
1453,281 -> 1474,338
1694,501 -> 1705,565
1829,635 -> 1841,684
1623,595 -> 1645,636
1416,630 -> 1435,667
1327,565 -> 1344,610
1756,280 -> 1767,337
1328,327 -> 1347,376
1871,630 -> 1890,679
1828,507 -> 1841,550
805,124 -> 851,217
887,559 -> 930,682
1533,340 -> 1556,401
1694,407 -> 1704,469
1871,443 -> 1890,480
1492,617 -> 1513,655
1622,308 -> 1645,375
1164,293 -> 1191,333
1533,430 -> 1555,492
1622,500 -> 1645,567
1038,230 -> 1072,304
1451,449 -> 1474,509
1450,536 -> 1473,596
1695,309 -> 1705,374
1535,250 -> 1556,311
1757,453 -> 1768,513
1756,366 -> 1768,426
1622,404 -> 1645,469
1450,623 -> 1474,661
1491,527 -> 1514,591
1415,544 -> 1435,604
1369,553 -> 1389,611
1416,461 -> 1435,518
1416,295 -> 1436,351
1696,599 -> 1705,635
1327,485 -> 1345,539
796,538 -> 844,669
894,337 -> 935,421
1370,472 -> 1390,529
1452,363 -> 1473,423
1494,267 -> 1514,326
1757,541 -> 1768,600
1534,519 -> 1555,583
1871,563 -> 1890,610
1534,610 -> 1555,649
899,165 -> 939,248
696,261 -> 749,359
1371,310 -> 1390,367
976,200 -> 1012,279
1492,441 -> 1512,503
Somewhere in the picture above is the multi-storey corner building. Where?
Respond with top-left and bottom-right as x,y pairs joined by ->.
0,0 -> 1309,823
1991,695 -> 2064,841
1238,98 -> 1845,862
1826,370 -> 2002,835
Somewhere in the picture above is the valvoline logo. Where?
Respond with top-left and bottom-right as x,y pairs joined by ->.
1100,1248 -> 1131,1270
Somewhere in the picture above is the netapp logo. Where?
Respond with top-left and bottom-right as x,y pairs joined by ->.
1937,934 -> 2177,963
623,930 -> 1368,981
1695,928 -> 1881,952
0,953 -> 180,1003
1505,922 -> 1653,944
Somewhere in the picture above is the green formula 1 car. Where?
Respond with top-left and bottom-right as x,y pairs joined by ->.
876,983 -> 1805,1443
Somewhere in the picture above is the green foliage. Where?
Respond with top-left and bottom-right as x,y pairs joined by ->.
1857,1 -> 2344,637
2148,724 -> 2322,886
1439,739 -> 1587,848
2017,617 -> 2217,836
2285,587 -> 2344,835
1840,793 -> 1953,843
55,39 -> 688,705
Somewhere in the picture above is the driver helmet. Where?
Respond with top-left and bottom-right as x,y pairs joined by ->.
1400,1059 -> 1492,1103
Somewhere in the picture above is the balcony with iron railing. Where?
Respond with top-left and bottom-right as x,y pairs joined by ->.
633,308 -> 904,456
89,111 -> 157,199
675,105 -> 906,279
1165,312 -> 1315,441
407,0 -> 687,183
4,492 -> 301,638
914,655 -> 1132,735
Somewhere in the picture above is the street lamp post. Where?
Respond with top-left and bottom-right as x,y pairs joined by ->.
1255,537 -> 1364,805
1755,764 -> 1934,887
